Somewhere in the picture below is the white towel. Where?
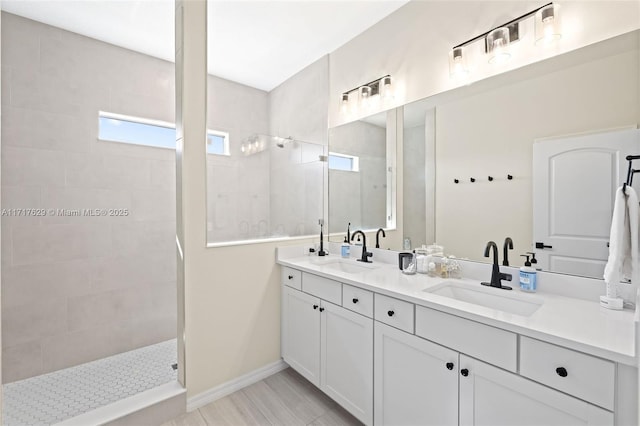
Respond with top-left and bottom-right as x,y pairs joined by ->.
603,186 -> 639,290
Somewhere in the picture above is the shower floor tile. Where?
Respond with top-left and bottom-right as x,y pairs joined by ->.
3,339 -> 177,426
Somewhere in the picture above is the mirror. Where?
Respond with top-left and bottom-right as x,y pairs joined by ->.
328,110 -> 397,236
329,29 -> 640,279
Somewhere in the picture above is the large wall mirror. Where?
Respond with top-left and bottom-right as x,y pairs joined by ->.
328,29 -> 640,280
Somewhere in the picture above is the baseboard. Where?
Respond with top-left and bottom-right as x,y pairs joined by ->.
186,359 -> 288,411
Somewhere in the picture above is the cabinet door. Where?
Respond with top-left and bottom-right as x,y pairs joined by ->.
282,286 -> 321,387
459,355 -> 613,426
374,322 -> 458,426
321,301 -> 373,425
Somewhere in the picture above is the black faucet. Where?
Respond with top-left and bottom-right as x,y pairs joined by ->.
375,228 -> 386,248
481,241 -> 512,290
351,230 -> 372,263
347,222 -> 351,242
503,237 -> 513,266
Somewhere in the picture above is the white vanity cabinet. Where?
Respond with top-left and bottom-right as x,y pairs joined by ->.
279,263 -> 634,426
281,273 -> 374,425
374,322 -> 458,426
459,355 -> 613,426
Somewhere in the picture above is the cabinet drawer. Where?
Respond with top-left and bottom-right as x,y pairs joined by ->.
520,337 -> 615,410
374,294 -> 414,333
415,306 -> 517,372
342,284 -> 373,318
302,273 -> 342,305
282,267 -> 302,290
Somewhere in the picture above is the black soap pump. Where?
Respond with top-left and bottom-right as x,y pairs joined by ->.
527,252 -> 540,270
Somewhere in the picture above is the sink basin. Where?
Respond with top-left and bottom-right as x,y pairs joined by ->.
311,258 -> 376,274
424,280 -> 543,317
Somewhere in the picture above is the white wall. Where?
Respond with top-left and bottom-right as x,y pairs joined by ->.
329,1 -> 640,127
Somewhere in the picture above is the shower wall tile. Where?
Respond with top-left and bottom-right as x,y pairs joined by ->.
131,189 -> 176,221
2,298 -> 67,347
11,223 -> 112,266
2,146 -> 66,186
2,260 -> 92,309
2,340 -> 43,383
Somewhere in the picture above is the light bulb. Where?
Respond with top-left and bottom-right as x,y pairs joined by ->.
360,86 -> 372,110
535,4 -> 561,45
381,76 -> 394,100
449,47 -> 469,78
340,93 -> 349,114
487,27 -> 511,64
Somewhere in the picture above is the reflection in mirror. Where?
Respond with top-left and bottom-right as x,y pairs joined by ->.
405,30 -> 639,278
402,107 -> 434,250
328,110 -> 396,235
206,133 -> 325,245
331,30 -> 639,280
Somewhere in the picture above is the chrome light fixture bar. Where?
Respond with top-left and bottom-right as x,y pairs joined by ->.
340,74 -> 393,115
449,2 -> 560,75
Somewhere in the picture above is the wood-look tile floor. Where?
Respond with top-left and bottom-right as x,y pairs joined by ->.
162,368 -> 363,426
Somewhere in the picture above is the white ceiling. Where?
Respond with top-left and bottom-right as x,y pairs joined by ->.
1,0 -> 408,91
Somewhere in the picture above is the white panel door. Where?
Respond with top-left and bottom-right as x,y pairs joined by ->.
321,301 -> 373,425
533,128 -> 640,278
374,322 -> 458,426
282,286 -> 321,387
459,355 -> 613,426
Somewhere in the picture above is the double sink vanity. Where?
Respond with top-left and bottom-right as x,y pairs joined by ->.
277,244 -> 638,426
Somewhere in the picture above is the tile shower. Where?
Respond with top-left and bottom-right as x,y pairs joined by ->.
1,12 -> 178,422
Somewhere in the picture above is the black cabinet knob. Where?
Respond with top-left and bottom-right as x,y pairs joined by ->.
446,362 -> 454,370
556,367 -> 568,377
387,310 -> 395,317
319,307 -> 325,312
460,368 -> 469,377
288,275 -> 294,280
353,298 -> 359,304
313,305 -> 318,310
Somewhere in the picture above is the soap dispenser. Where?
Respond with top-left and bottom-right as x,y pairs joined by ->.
519,254 -> 537,292
341,237 -> 350,259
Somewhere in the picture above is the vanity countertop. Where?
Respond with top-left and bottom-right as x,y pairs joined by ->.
277,251 -> 637,366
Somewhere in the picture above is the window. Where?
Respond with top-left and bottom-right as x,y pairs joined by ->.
98,111 -> 230,156
328,152 -> 359,172
206,131 -> 230,155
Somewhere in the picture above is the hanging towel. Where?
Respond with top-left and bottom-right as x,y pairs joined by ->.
603,186 -> 639,289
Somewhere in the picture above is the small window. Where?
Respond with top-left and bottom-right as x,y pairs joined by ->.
206,131 -> 230,156
98,112 -> 176,149
328,152 -> 359,172
99,112 -> 230,156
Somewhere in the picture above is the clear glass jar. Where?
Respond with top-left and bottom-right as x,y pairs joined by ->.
415,245 -> 429,274
425,243 -> 445,277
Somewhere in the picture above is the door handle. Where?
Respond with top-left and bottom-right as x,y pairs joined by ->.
535,242 -> 553,249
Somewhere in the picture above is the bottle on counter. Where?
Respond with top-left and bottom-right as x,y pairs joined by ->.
519,254 -> 537,292
341,237 -> 350,259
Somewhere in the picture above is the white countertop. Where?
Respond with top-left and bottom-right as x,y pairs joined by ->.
277,249 -> 637,366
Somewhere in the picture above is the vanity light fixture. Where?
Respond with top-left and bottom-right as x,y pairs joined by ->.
339,75 -> 392,115
449,2 -> 561,75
